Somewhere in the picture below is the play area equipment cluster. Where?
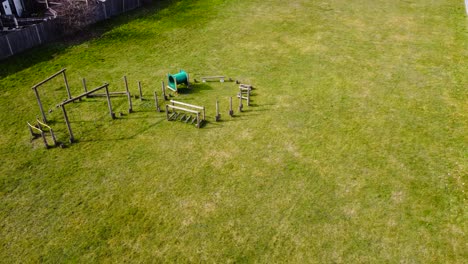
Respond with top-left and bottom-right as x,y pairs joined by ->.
27,69 -> 255,149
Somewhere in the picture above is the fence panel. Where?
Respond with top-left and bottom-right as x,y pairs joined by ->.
0,36 -> 13,58
7,26 -> 40,54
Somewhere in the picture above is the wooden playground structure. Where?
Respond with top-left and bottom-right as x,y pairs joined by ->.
27,69 -> 255,148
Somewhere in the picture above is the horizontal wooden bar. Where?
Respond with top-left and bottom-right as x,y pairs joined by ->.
239,84 -> 253,89
167,104 -> 200,114
87,91 -> 127,97
201,76 -> 225,79
27,122 -> 43,133
32,68 -> 66,89
59,83 -> 109,106
36,119 -> 51,130
170,100 -> 204,110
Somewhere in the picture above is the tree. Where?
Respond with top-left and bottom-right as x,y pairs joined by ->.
53,0 -> 99,33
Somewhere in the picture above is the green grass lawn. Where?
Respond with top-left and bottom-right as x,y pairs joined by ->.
1,0 -> 466,262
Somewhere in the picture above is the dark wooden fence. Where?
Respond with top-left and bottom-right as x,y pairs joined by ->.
0,0 -> 142,60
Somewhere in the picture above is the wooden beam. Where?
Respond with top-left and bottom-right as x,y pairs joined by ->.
31,68 -> 66,89
27,122 -> 37,138
104,85 -> 115,119
154,91 -> 161,112
32,86 -> 47,123
62,71 -> 72,99
58,83 -> 109,106
61,105 -> 74,143
124,76 -> 133,113
167,104 -> 200,115
201,76 -> 225,82
87,91 -> 128,97
170,100 -> 204,110
239,84 -> 253,89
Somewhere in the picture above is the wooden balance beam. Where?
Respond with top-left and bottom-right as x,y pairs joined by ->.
165,104 -> 203,128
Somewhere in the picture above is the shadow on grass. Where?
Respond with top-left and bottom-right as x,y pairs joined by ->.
174,83 -> 213,95
0,0 -> 182,78
75,116 -> 167,143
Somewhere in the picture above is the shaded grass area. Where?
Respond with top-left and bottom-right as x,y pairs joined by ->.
0,0 -> 467,262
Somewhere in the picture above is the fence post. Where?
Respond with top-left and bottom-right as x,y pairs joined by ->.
35,24 -> 42,44
5,35 -> 13,56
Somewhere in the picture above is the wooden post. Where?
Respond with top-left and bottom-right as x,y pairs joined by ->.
229,97 -> 234,116
238,93 -> 243,112
138,81 -> 143,101
104,85 -> 115,119
36,118 -> 57,147
215,100 -> 220,122
196,112 -> 200,128
124,76 -> 133,113
50,129 -> 57,146
165,104 -> 169,120
33,87 -> 47,123
40,130 -> 49,149
27,122 -> 35,138
61,105 -> 74,143
82,78 -> 88,93
36,119 -> 42,130
62,70 -> 72,99
162,81 -> 167,100
187,72 -> 190,88
36,121 -> 46,147
247,89 -> 250,106
154,91 -> 161,112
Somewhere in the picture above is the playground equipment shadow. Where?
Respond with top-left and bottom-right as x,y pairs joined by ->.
176,83 -> 213,94
75,118 -> 166,143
